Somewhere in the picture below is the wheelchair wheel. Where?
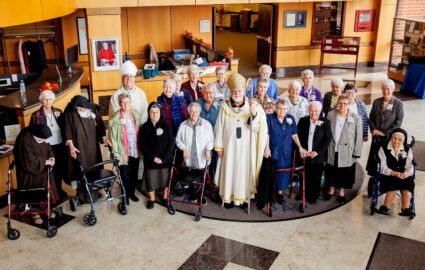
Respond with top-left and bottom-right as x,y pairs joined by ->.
47,226 -> 57,238
52,206 -> 63,219
7,228 -> 20,240
117,202 -> 127,215
69,198 -> 77,212
83,213 -> 97,226
195,209 -> 202,222
167,204 -> 176,215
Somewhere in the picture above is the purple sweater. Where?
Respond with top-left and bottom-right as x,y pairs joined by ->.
300,86 -> 323,103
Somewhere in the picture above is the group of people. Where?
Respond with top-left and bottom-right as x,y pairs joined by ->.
14,60 -> 415,224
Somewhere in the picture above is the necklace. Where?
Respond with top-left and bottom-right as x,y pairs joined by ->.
45,110 -> 54,127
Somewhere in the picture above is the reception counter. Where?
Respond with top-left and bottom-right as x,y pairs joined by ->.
0,68 -> 83,127
0,68 -> 82,200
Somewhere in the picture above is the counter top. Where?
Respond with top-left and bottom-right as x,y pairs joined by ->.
0,68 -> 83,111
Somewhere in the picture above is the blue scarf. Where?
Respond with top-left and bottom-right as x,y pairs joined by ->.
157,93 -> 184,129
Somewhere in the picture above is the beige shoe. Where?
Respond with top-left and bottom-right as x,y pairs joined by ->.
32,214 -> 43,225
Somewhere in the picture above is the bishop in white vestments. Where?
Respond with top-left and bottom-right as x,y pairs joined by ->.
214,72 -> 268,207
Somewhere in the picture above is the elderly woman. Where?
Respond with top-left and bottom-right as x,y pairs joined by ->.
297,101 -> 331,204
254,78 -> 275,115
366,79 -> 404,177
170,73 -> 192,105
176,102 -> 214,169
181,65 -> 204,101
324,95 -> 363,204
323,77 -> 343,116
283,80 -> 309,124
299,69 -> 322,103
63,95 -> 110,202
249,64 -> 278,101
343,83 -> 369,141
377,128 -> 414,216
265,99 -> 304,204
139,102 -> 175,209
109,93 -> 142,204
30,90 -> 66,201
212,66 -> 230,101
157,79 -> 188,135
14,124 -> 58,224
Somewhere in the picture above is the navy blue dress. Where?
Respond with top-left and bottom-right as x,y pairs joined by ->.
267,114 -> 298,191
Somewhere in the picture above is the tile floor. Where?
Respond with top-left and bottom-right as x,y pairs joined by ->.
1,71 -> 424,270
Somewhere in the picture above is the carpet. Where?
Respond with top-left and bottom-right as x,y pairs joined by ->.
5,209 -> 75,231
412,140 -> 425,171
366,232 -> 425,270
151,163 -> 365,222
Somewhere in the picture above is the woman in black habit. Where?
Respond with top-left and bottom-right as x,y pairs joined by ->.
139,102 -> 175,209
14,124 -> 58,224
63,95 -> 110,202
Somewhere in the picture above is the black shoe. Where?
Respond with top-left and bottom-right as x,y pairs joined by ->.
308,199 -> 317,204
399,208 -> 414,217
295,194 -> 301,201
129,194 -> 139,202
323,193 -> 333,201
336,196 -> 346,204
239,202 -> 248,209
125,197 -> 130,205
377,205 -> 390,215
224,202 -> 234,209
146,200 -> 155,209
276,194 -> 285,204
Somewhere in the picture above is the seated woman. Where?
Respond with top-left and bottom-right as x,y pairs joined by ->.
377,128 -> 415,216
109,93 -> 142,204
14,124 -> 58,225
253,78 -> 275,115
30,90 -> 66,201
281,80 -> 309,124
322,77 -> 343,117
157,79 -> 188,135
265,99 -> 304,204
299,69 -> 322,103
139,102 -> 175,209
63,95 -> 110,203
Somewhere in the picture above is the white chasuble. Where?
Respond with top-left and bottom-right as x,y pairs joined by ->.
214,98 -> 268,205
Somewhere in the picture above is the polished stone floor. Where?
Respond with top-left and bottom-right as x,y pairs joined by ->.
1,71 -> 425,270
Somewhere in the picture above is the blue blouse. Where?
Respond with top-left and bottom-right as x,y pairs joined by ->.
267,114 -> 298,161
196,98 -> 222,128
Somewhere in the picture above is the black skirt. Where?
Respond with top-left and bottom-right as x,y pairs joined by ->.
142,168 -> 170,192
380,175 -> 414,193
325,152 -> 356,189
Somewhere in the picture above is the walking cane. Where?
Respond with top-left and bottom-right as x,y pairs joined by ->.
246,78 -> 253,214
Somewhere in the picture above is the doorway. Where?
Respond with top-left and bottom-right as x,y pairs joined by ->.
214,4 -> 260,75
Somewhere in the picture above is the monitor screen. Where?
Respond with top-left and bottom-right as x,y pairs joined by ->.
66,44 -> 79,68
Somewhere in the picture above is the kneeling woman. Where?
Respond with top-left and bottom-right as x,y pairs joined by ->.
139,102 -> 175,209
14,124 -> 58,224
377,128 -> 415,216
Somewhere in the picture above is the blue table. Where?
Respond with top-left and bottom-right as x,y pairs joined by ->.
401,63 -> 425,99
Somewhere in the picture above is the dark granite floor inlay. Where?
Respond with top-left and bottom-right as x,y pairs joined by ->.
179,235 -> 279,270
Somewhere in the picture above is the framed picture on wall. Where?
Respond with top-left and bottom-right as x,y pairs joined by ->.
284,11 -> 307,28
76,17 -> 88,55
91,37 -> 121,71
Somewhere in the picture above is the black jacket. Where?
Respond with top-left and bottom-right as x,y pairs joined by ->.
139,119 -> 175,170
297,116 -> 331,165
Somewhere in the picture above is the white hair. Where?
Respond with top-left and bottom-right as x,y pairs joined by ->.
301,69 -> 314,79
259,64 -> 272,74
216,66 -> 227,73
170,73 -> 182,80
309,101 -> 322,111
382,79 -> 395,91
330,77 -> 344,87
187,102 -> 201,112
163,79 -> 177,89
188,64 -> 200,74
288,80 -> 301,91
202,83 -> 215,94
39,90 -> 56,101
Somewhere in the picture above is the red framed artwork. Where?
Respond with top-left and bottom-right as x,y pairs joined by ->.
354,10 -> 375,32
